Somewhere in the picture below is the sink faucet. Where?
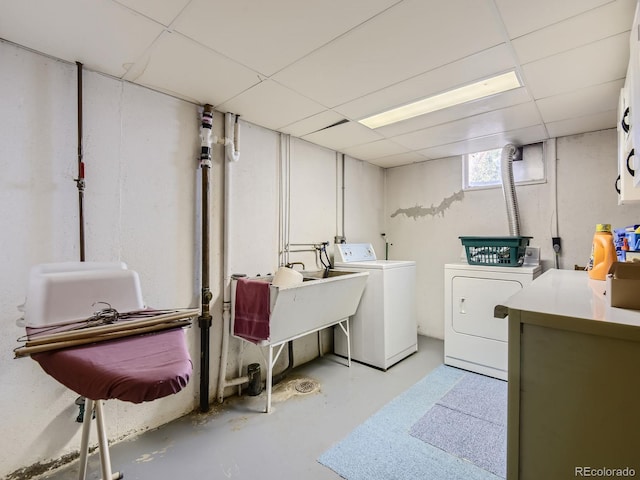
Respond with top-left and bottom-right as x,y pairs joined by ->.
285,262 -> 305,270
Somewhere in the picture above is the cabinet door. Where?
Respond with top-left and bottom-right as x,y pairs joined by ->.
452,276 -> 522,342
513,322 -> 640,479
631,4 -> 640,189
618,77 -> 640,202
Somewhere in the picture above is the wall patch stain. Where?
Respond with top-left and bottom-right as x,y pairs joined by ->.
391,190 -> 464,219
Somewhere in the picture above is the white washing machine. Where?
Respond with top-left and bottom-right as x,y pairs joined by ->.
444,262 -> 541,380
334,243 -> 417,370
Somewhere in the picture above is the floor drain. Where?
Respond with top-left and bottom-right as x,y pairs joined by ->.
294,379 -> 317,394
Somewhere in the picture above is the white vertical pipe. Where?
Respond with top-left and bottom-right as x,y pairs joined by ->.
278,134 -> 285,266
278,133 -> 284,265
217,113 -> 241,404
547,139 -> 558,237
225,113 -> 240,163
335,152 -> 340,240
285,135 -> 291,265
279,134 -> 291,266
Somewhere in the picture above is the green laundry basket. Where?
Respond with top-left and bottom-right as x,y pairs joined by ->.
459,236 -> 531,267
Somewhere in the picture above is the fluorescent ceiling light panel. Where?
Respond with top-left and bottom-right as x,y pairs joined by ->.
358,71 -> 521,129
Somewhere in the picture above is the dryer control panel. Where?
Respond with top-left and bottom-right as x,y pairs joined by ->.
334,243 -> 376,263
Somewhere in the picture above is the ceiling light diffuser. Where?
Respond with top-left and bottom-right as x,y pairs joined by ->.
358,71 -> 522,129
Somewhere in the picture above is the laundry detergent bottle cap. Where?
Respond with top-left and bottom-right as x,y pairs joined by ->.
595,223 -> 612,233
587,223 -> 615,280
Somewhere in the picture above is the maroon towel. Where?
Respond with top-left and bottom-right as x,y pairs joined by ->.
234,278 -> 270,343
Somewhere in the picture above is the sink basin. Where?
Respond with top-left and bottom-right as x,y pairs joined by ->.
231,268 -> 369,413
302,269 -> 358,280
231,269 -> 368,344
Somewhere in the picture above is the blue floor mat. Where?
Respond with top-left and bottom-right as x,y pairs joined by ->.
318,365 -> 506,480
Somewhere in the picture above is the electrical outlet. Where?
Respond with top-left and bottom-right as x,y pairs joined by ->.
334,235 -> 346,244
552,237 -> 562,254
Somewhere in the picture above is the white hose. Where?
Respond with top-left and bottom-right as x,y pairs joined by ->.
500,144 -> 521,236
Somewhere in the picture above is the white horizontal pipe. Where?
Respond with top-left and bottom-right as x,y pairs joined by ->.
225,375 -> 249,387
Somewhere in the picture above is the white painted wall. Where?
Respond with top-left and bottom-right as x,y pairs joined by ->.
384,131 -> 640,339
0,41 -> 204,477
344,156 -> 386,254
3,33 -> 637,480
556,130 -> 639,269
0,40 -> 385,478
221,137 -> 388,381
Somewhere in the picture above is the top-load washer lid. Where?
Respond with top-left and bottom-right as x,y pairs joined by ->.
334,259 -> 416,269
334,243 -> 415,269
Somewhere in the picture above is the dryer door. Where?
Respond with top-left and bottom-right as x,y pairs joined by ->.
451,276 -> 522,342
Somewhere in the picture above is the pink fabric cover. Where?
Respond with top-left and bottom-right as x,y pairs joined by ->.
233,278 -> 270,344
32,329 -> 192,403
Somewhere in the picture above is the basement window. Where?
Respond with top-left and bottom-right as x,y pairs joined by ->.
462,143 -> 545,191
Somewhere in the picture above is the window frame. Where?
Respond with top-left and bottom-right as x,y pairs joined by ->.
462,144 -> 547,191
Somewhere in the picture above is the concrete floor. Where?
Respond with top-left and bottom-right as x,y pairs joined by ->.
42,335 -> 444,480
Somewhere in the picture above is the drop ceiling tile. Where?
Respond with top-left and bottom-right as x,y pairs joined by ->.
341,139 -> 409,161
545,109 -> 617,138
216,80 -> 326,131
418,125 -> 548,159
391,102 -> 541,150
375,88 -> 531,138
273,0 -> 503,107
113,0 -> 190,26
495,0 -> 612,39
512,0 -> 636,64
522,33 -> 629,100
0,0 -> 628,156
302,121 -> 383,152
172,0 -> 400,76
0,0 -> 164,78
334,44 -> 517,120
369,151 -> 431,168
128,31 -> 261,105
279,110 -> 347,137
536,79 -> 624,123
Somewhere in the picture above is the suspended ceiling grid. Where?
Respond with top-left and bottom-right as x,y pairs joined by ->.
0,0 -> 635,167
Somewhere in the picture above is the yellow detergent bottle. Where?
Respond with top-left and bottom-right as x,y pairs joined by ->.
587,224 -> 616,280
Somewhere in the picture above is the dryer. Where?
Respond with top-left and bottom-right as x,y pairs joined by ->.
334,243 -> 417,370
444,262 -> 541,380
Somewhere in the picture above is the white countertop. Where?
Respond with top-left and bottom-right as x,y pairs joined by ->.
505,268 -> 640,328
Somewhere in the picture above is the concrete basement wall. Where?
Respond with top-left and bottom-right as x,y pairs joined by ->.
0,41 -> 204,479
384,131 -> 640,339
0,40 -> 385,479
3,36 -> 639,480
